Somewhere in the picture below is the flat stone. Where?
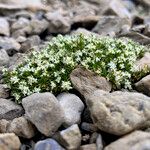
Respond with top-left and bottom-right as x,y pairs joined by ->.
104,131 -> 150,150
57,93 -> 84,127
0,98 -> 24,120
0,17 -> 10,36
22,92 -> 64,136
70,67 -> 112,98
86,91 -> 150,135
92,16 -> 131,36
0,133 -> 21,150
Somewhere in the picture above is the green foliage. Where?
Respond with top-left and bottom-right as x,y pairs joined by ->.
3,34 -> 146,103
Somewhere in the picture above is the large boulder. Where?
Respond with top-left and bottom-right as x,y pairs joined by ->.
0,98 -> 24,120
57,93 -> 84,127
0,17 -> 10,36
86,90 -> 150,135
70,67 -> 112,98
104,131 -> 150,150
22,92 -> 64,136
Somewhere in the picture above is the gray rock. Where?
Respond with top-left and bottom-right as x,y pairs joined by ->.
57,93 -> 84,127
45,10 -> 71,34
92,16 -> 131,36
0,119 -> 10,133
0,133 -> 21,150
34,138 -> 64,150
98,0 -> 131,18
20,35 -> 41,53
0,49 -> 9,66
0,37 -> 21,56
80,144 -> 97,150
104,131 -> 150,150
22,92 -> 64,136
118,31 -> 150,45
135,75 -> 150,97
0,84 -> 9,99
135,52 -> 150,71
8,116 -> 36,139
86,91 -> 150,135
30,19 -> 49,35
0,98 -> 24,120
58,124 -> 82,150
70,67 -> 112,98
81,122 -> 98,132
0,17 -> 10,36
96,134 -> 103,150
144,24 -> 150,37
11,17 -> 30,31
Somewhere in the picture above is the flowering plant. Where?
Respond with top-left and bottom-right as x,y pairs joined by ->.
3,34 -> 146,103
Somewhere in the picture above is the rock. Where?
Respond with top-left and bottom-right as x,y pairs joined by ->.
0,119 -> 10,133
72,15 -> 100,30
118,31 -> 150,45
104,131 -> 150,150
0,98 -> 24,120
70,67 -> 112,98
0,37 -> 21,56
81,122 -> 98,132
96,134 -> 103,150
135,52 -> 150,71
22,92 -> 64,136
0,49 -> 9,66
80,144 -> 97,150
57,124 -> 82,150
0,17 -> 10,36
92,16 -> 131,36
135,75 -> 150,97
144,24 -> 150,37
0,133 -> 21,150
57,93 -> 84,127
45,10 -> 71,34
34,138 -> 64,150
20,35 -> 41,53
11,17 -> 30,31
98,0 -> 131,18
0,84 -> 9,99
0,3 -> 26,16
30,19 -> 49,35
86,91 -> 150,135
8,116 -> 36,139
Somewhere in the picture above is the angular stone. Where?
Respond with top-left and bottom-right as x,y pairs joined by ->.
104,131 -> 150,150
135,75 -> 150,97
92,16 -> 131,36
57,93 -> 84,127
0,49 -> 9,66
0,119 -> 10,133
80,144 -> 97,150
0,84 -> 9,99
8,116 -> 36,139
0,133 -> 21,150
0,98 -> 24,120
34,138 -> 64,150
45,10 -> 71,34
22,92 -> 64,136
0,17 -> 10,36
70,67 -> 112,98
86,91 -> 150,135
118,31 -> 150,45
58,124 -> 82,150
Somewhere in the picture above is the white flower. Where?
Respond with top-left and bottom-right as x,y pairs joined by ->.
51,81 -> 56,89
108,62 -> 116,70
10,76 -> 19,84
61,81 -> 72,90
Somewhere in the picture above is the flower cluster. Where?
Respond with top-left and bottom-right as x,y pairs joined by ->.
3,34 -> 146,103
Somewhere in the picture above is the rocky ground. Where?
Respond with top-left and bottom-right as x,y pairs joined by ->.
0,0 -> 150,150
